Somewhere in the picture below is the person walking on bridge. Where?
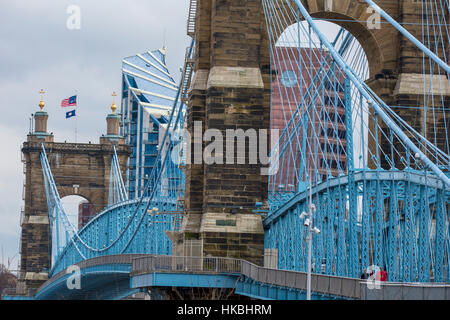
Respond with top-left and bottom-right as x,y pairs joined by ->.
378,267 -> 387,282
360,269 -> 369,280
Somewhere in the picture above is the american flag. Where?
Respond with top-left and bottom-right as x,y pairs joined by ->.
61,95 -> 77,107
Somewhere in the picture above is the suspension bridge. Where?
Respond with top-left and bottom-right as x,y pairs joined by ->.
6,0 -> 450,300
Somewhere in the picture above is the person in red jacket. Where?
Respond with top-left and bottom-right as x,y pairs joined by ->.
378,266 -> 387,282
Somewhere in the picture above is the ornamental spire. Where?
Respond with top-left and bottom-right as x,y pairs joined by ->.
39,89 -> 45,110
111,91 -> 117,114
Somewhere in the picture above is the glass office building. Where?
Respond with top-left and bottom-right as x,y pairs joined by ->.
120,48 -> 178,199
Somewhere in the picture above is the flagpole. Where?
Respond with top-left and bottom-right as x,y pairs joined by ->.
75,114 -> 78,143
75,90 -> 78,143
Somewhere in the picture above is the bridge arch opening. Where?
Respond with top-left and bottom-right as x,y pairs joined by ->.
60,195 -> 95,231
270,18 -> 370,194
47,195 -> 95,266
263,1 -> 385,79
275,20 -> 369,80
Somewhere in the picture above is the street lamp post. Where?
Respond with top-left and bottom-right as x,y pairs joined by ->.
306,220 -> 312,300
299,178 -> 320,300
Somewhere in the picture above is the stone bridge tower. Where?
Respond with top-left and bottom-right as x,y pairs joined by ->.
182,0 -> 271,265
18,93 -> 130,290
182,0 -> 449,265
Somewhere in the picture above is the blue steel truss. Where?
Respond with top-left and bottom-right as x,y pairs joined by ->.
263,0 -> 450,283
35,0 -> 450,300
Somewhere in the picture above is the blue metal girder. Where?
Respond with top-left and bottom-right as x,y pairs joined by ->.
418,184 -> 431,282
315,192 -> 325,273
264,170 -> 449,281
326,188 -> 336,275
387,180 -> 399,281
361,177 -> 371,273
50,200 -> 178,276
345,77 -> 358,278
131,273 -> 239,289
435,189 -> 446,282
235,277 -> 348,301
336,186 -> 346,276
374,178 -> 384,269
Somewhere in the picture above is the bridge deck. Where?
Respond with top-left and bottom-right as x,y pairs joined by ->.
130,256 -> 450,300
28,254 -> 450,300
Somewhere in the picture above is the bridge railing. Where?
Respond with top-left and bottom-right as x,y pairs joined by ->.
130,255 -> 361,298
131,255 -> 359,298
132,255 -> 242,275
35,254 -> 450,300
240,261 -> 450,300
1,287 -> 37,298
240,260 -> 361,299
360,282 -> 450,300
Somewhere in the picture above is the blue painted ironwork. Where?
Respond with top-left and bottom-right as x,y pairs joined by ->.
38,39 -> 196,278
108,145 -> 128,206
263,0 -> 449,284
34,0 -> 450,300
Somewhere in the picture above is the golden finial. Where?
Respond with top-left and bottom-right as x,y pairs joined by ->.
39,89 -> 45,110
111,91 -> 117,114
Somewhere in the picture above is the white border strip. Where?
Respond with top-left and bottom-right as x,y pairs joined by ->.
130,87 -> 175,102
137,53 -> 172,78
124,60 -> 176,86
147,51 -> 167,69
122,68 -> 178,91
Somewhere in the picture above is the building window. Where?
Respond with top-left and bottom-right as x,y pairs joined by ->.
280,70 -> 298,88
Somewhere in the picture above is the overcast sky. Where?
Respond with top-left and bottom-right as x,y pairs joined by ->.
0,0 -> 190,271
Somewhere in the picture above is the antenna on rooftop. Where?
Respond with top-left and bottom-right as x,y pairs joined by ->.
163,28 -> 167,50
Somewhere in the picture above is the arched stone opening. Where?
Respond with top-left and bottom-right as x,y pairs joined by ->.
261,0 -> 396,92
60,195 -> 94,231
270,18 -> 370,189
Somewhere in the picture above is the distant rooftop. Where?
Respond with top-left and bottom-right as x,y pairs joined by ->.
122,48 -> 178,117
